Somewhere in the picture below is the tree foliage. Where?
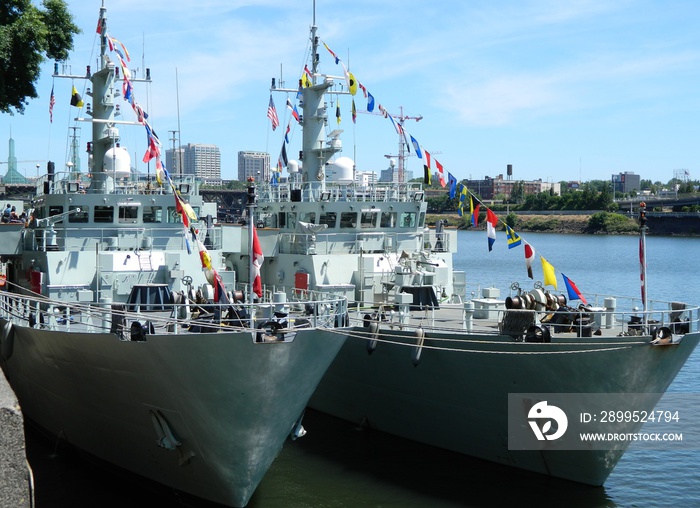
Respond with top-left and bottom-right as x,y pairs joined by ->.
517,181 -> 615,211
587,212 -> 638,233
0,0 -> 80,114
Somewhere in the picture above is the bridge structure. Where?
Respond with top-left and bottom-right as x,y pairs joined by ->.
0,183 -> 249,221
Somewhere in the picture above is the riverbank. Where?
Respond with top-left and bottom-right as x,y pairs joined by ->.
428,213 -> 700,236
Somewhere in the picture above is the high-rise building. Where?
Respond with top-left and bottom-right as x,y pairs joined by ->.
612,171 -> 640,194
378,160 -> 413,183
238,151 -> 270,182
165,143 -> 221,184
165,148 -> 184,176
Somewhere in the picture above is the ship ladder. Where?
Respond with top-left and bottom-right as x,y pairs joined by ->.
136,250 -> 154,271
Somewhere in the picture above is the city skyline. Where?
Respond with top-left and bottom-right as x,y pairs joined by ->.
2,1 -> 699,184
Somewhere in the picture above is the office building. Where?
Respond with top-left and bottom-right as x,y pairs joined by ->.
238,151 -> 270,182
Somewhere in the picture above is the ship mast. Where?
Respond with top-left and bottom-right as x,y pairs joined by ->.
51,2 -> 151,193
270,0 -> 343,198
89,2 -> 119,192
638,202 -> 649,320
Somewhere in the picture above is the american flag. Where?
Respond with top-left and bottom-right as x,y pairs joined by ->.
49,85 -> 55,123
267,95 -> 279,130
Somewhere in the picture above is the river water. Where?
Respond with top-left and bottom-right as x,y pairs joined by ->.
26,231 -> 700,507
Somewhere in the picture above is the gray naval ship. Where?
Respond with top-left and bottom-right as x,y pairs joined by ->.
253,6 -> 700,488
0,4 -> 348,507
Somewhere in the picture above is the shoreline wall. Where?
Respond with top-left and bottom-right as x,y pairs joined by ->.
0,369 -> 31,507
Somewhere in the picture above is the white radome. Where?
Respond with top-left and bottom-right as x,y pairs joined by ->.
103,146 -> 131,177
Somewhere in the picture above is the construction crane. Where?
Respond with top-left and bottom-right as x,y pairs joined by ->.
361,106 -> 422,183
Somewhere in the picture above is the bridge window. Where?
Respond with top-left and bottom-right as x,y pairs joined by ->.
143,206 -> 162,223
286,212 -> 297,230
300,212 -> 316,224
68,205 -> 88,223
319,211 -> 337,228
400,212 -> 416,228
94,206 -> 114,223
381,211 -> 396,228
360,210 -> 378,228
340,212 -> 357,229
418,211 -> 426,227
119,205 -> 139,223
167,207 -> 179,224
49,206 -> 64,224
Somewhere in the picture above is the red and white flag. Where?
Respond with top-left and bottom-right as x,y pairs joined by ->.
486,209 -> 498,251
252,224 -> 264,298
524,241 -> 535,279
436,160 -> 446,188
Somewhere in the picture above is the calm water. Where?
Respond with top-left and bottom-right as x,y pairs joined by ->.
26,232 -> 700,507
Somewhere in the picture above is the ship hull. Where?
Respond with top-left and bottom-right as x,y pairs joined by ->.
1,320 -> 345,507
310,326 -> 700,486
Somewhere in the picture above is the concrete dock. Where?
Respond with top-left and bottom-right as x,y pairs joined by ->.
0,369 -> 31,507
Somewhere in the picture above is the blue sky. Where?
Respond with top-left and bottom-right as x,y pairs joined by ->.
3,0 -> 699,184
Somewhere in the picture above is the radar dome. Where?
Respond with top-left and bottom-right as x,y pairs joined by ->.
330,156 -> 354,185
288,160 -> 299,173
104,146 -> 131,177
388,158 -> 396,168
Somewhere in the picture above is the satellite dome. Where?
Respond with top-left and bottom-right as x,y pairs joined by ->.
288,160 -> 299,173
330,156 -> 354,184
103,146 -> 131,177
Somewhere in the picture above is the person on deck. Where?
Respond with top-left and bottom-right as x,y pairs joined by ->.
2,203 -> 11,223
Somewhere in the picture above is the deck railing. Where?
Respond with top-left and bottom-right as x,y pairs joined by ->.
0,284 -> 348,340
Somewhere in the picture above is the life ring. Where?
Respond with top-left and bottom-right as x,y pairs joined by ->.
0,274 -> 6,288
0,322 -> 14,360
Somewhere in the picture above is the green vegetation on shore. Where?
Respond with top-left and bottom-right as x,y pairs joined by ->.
427,212 -> 637,234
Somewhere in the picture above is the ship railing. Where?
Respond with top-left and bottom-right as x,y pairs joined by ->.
422,228 -> 454,253
277,231 -> 424,255
485,292 -> 700,338
258,181 -> 425,204
26,224 -> 222,252
0,282 -> 348,338
37,172 -> 198,196
348,285 -> 699,338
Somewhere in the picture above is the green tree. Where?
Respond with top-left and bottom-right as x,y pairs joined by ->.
225,180 -> 247,190
0,0 -> 80,114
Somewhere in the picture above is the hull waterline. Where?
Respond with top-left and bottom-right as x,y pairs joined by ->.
2,321 -> 345,506
310,325 -> 700,485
